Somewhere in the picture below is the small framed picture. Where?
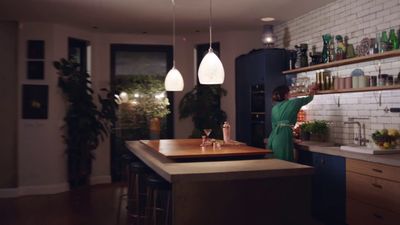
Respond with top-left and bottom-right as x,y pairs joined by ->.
22,85 -> 49,119
27,40 -> 45,59
27,61 -> 44,79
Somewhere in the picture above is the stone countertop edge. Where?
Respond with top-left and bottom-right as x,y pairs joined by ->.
126,141 -> 314,183
295,141 -> 400,167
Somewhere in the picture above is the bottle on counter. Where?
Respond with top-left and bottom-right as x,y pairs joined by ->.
222,121 -> 231,144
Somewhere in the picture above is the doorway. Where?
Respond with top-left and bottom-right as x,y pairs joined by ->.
110,44 -> 173,181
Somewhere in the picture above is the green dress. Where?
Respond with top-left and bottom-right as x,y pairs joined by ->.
267,96 -> 313,161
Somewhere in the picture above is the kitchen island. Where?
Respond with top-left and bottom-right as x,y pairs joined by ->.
126,139 -> 316,225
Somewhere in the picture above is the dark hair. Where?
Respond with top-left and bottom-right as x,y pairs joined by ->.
272,85 -> 289,102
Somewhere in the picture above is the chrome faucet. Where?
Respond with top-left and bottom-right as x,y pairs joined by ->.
344,118 -> 369,146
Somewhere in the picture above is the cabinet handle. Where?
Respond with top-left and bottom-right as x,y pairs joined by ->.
372,183 -> 383,189
372,168 -> 383,173
373,213 -> 383,220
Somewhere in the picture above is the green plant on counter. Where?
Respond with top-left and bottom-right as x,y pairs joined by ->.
299,120 -> 328,141
299,122 -> 312,133
54,58 -> 118,188
308,120 -> 329,135
179,84 -> 227,139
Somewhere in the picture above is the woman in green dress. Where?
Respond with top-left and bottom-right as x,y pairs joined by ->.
267,85 -> 316,161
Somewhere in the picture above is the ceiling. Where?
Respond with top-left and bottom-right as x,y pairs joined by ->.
0,0 -> 336,34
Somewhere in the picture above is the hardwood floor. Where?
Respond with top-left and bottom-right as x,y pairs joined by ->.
0,183 -> 129,225
0,183 -> 326,225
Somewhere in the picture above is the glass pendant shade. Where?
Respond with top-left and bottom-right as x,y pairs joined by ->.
198,49 -> 225,84
164,0 -> 184,91
165,67 -> 184,91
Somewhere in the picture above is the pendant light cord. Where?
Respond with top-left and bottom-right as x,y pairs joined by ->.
209,0 -> 212,50
172,0 -> 176,67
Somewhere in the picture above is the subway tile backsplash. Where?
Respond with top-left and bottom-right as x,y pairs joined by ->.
275,0 -> 400,145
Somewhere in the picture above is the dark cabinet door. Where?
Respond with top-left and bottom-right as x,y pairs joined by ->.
297,150 -> 346,225
263,49 -> 287,137
312,152 -> 346,225
235,49 -> 287,147
235,56 -> 251,145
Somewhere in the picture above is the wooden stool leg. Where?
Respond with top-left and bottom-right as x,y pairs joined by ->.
164,191 -> 171,225
153,189 -> 158,225
145,187 -> 152,225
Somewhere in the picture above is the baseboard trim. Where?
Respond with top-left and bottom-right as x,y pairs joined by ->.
0,183 -> 69,198
18,183 -> 70,196
0,176 -> 112,198
0,188 -> 19,198
90,175 -> 112,185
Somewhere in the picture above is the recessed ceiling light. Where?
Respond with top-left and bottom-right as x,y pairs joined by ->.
260,17 -> 275,22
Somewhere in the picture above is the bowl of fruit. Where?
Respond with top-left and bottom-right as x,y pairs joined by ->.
371,129 -> 400,149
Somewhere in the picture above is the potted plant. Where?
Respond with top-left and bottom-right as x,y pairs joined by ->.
179,84 -> 227,138
54,58 -> 117,188
299,122 -> 311,141
308,120 -> 329,142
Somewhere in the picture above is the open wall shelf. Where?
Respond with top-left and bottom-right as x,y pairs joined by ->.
283,50 -> 400,75
291,85 -> 400,97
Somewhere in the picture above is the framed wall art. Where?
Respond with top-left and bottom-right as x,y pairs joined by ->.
22,84 -> 49,119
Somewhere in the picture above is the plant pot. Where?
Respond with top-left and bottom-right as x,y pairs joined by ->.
68,153 -> 92,188
310,133 -> 327,142
300,131 -> 311,141
149,117 -> 161,139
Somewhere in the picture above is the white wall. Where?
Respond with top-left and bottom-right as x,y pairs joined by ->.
275,0 -> 400,144
17,23 -> 68,194
8,21 -> 261,196
0,21 -> 18,189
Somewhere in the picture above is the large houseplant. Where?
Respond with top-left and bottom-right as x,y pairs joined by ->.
179,84 -> 227,138
54,58 -> 117,188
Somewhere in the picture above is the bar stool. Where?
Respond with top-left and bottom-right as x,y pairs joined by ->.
144,175 -> 172,225
117,160 -> 149,225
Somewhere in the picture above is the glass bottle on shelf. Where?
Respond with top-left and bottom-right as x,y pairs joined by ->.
374,33 -> 380,53
389,29 -> 398,50
398,29 -> 400,49
380,31 -> 388,52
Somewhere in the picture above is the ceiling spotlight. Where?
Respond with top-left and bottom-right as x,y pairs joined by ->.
260,17 -> 275,22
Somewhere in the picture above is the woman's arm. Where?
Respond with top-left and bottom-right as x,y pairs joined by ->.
291,84 -> 317,109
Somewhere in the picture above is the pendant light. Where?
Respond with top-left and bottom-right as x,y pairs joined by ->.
164,0 -> 184,91
198,0 -> 224,85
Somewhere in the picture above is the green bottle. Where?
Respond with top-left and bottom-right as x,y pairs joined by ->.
381,31 -> 388,52
389,29 -> 399,50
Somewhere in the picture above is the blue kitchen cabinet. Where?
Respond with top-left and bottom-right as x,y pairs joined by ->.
297,150 -> 346,225
235,48 -> 288,147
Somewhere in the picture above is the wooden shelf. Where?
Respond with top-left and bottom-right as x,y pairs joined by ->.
283,50 -> 400,74
291,85 -> 400,97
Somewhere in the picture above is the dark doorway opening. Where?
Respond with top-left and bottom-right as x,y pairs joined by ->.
110,44 -> 174,181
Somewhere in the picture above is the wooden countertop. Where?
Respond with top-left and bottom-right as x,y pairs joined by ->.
140,139 -> 271,159
295,141 -> 400,167
125,140 -> 313,183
